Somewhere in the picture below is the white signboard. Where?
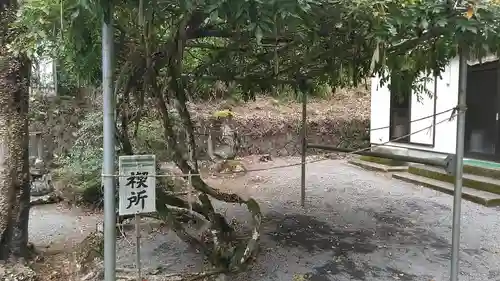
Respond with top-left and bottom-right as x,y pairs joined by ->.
118,155 -> 156,216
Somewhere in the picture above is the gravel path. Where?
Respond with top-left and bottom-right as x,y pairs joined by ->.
29,204 -> 102,251
31,157 -> 499,280
229,158 -> 500,281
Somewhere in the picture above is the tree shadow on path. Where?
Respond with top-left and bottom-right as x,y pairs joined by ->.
261,208 -> 450,281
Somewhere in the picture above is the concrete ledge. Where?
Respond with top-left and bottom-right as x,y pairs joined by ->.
393,172 -> 500,207
409,164 -> 500,195
463,164 -> 500,180
348,159 -> 408,173
359,155 -> 407,167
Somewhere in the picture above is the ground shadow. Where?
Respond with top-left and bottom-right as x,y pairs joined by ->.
264,212 -> 378,255
261,207 -> 452,280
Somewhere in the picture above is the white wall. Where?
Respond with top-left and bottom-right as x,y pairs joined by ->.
370,76 -> 391,144
409,72 -> 435,145
370,57 -> 460,156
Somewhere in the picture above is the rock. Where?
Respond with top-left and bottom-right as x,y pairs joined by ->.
42,232 -> 105,281
213,146 -> 235,160
215,273 -> 228,281
33,158 -> 45,171
30,174 -> 54,197
79,263 -> 103,281
28,156 -> 37,168
30,192 -> 62,206
258,154 -> 272,162
212,160 -> 247,175
73,232 -> 104,274
209,113 -> 239,162
29,156 -> 54,197
325,153 -> 340,159
29,158 -> 46,177
0,263 -> 37,281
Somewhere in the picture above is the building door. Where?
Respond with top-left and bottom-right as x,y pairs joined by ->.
464,60 -> 500,162
389,72 -> 412,143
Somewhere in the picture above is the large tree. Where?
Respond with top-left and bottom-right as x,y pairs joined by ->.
0,0 -> 31,261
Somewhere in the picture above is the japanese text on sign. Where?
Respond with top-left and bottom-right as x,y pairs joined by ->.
118,155 -> 156,215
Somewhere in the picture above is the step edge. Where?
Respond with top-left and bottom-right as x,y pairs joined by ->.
393,173 -> 500,206
349,159 -> 407,172
409,165 -> 500,186
348,159 -> 388,171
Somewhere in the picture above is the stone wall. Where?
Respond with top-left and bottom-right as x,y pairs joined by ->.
30,95 -> 370,162
192,117 -> 369,158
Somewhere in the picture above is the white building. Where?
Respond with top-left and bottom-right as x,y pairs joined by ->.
370,55 -> 500,163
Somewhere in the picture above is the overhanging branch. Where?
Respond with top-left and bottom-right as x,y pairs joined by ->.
388,27 -> 447,55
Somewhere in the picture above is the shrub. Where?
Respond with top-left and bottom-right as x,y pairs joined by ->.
53,111 -> 106,206
53,110 -> 172,206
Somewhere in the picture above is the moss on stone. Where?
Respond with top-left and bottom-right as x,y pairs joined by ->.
359,156 -> 406,167
409,166 -> 500,195
463,165 -> 500,180
213,109 -> 234,118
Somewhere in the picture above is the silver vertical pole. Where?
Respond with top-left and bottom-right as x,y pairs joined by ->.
300,86 -> 307,207
135,214 -> 142,281
102,5 -> 116,281
450,47 -> 467,281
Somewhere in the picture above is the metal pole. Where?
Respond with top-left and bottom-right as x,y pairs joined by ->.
102,5 -> 116,281
135,214 -> 142,281
300,87 -> 307,207
450,47 -> 467,281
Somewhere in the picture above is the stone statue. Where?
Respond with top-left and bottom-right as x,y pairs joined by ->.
207,110 -> 246,174
207,109 -> 238,161
29,156 -> 54,197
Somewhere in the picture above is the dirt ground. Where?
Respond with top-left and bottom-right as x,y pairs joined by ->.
29,155 -> 500,281
28,204 -> 102,281
189,87 -> 370,121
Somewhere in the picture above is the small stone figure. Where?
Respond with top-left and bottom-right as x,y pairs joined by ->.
208,109 -> 239,161
29,156 -> 54,197
259,154 -> 272,162
207,110 -> 246,174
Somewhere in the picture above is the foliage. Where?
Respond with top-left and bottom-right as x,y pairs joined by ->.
370,0 -> 500,91
132,118 -> 169,157
11,0 -> 500,97
53,109 -> 171,205
54,111 -> 105,204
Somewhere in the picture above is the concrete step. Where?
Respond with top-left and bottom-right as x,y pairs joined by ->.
358,155 -> 407,167
348,159 -> 408,173
393,172 -> 500,207
463,163 -> 500,180
409,164 -> 500,195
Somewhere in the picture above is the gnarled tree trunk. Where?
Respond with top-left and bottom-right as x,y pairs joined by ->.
0,0 -> 32,260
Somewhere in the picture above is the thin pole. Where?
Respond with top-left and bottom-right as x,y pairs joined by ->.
450,47 -> 467,281
300,87 -> 307,207
102,6 -> 116,281
187,130 -> 193,211
135,214 -> 142,281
